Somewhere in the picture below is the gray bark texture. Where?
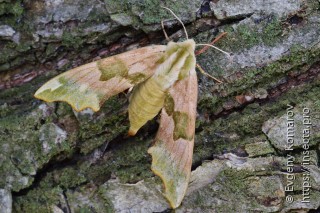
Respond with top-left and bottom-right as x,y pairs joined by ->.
0,0 -> 319,212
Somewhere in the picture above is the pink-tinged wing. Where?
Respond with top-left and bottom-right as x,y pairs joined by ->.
35,45 -> 166,112
148,68 -> 198,208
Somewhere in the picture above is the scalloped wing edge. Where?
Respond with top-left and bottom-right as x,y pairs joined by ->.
148,68 -> 198,208
35,45 -> 166,112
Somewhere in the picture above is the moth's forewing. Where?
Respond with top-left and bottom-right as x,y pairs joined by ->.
148,68 -> 198,208
34,45 -> 166,112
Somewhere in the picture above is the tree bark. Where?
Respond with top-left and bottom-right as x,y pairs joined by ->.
0,0 -> 319,212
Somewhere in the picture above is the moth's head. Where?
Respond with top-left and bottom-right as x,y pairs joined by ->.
162,6 -> 230,60
166,39 -> 195,55
179,39 -> 196,53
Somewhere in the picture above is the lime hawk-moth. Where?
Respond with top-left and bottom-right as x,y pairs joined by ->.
34,8 -> 226,208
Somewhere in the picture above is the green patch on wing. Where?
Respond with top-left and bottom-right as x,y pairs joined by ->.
173,111 -> 193,141
148,142 -> 189,208
35,76 -> 102,112
164,93 -> 174,116
127,72 -> 146,84
98,57 -> 128,81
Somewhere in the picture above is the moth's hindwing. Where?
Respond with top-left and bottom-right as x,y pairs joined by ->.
34,45 -> 166,112
148,67 -> 198,208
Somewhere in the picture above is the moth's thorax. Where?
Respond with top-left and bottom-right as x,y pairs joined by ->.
153,39 -> 196,89
128,39 -> 197,135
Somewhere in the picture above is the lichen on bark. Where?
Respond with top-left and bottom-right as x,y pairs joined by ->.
0,0 -> 319,212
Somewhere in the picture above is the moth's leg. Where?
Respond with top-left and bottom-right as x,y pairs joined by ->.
195,32 -> 228,83
195,32 -> 227,56
127,87 -> 134,93
161,20 -> 171,42
196,63 -> 223,84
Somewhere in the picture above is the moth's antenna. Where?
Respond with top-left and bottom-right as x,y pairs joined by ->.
196,32 -> 227,55
161,20 -> 170,41
161,6 -> 189,40
196,44 -> 230,57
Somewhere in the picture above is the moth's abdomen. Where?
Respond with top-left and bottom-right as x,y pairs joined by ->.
128,77 -> 165,135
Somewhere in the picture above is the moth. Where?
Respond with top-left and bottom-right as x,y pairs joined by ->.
34,7 -> 228,208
